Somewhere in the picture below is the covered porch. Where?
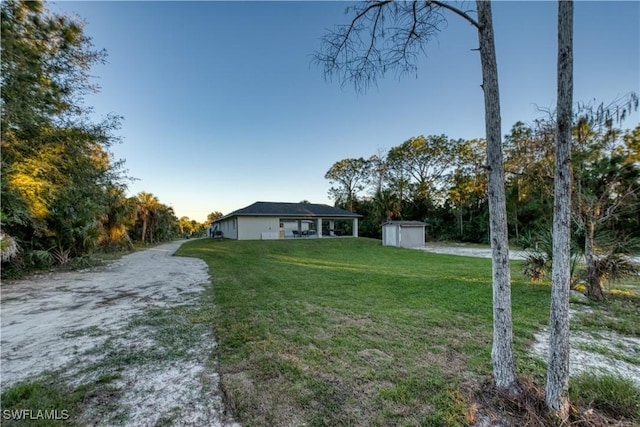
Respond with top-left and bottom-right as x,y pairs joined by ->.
280,217 -> 359,239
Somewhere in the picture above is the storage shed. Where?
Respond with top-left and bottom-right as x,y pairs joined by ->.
382,221 -> 426,248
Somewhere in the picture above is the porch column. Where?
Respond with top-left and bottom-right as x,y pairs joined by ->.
317,218 -> 322,238
353,218 -> 358,237
329,220 -> 335,236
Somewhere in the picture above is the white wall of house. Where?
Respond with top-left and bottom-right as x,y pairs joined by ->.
214,217 -> 238,240
238,216 -> 282,240
215,215 -> 361,241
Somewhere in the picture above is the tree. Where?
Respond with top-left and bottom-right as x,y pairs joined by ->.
388,135 -> 458,201
136,192 -> 159,243
367,151 -> 389,196
316,0 -> 519,394
365,151 -> 403,226
152,205 -> 179,242
325,158 -> 370,211
1,0 -> 124,271
504,121 -> 555,238
546,0 -> 573,418
623,125 -> 640,165
1,1 -> 106,138
207,211 -> 224,224
573,123 -> 640,298
179,216 -> 194,236
99,185 -> 136,251
448,138 -> 488,239
385,148 -> 411,219
384,135 -> 460,221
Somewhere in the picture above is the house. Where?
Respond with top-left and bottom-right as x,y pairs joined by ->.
211,201 -> 363,240
382,221 -> 426,248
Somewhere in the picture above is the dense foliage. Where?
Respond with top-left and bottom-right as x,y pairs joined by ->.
326,118 -> 640,251
0,1 -> 206,277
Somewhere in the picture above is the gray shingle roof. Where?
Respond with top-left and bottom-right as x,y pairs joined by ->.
215,202 -> 362,221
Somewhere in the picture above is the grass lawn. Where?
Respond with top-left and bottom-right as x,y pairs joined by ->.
177,237 -> 552,426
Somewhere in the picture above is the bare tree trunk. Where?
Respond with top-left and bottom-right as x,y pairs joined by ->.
584,219 -> 603,298
546,0 -> 573,418
476,0 -> 519,395
141,217 -> 148,243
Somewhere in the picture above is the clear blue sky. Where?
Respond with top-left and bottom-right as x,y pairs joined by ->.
50,1 -> 639,222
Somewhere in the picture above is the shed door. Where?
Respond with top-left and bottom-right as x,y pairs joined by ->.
386,226 -> 397,246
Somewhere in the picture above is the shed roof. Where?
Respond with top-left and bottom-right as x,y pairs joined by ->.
383,221 -> 426,227
214,201 -> 362,222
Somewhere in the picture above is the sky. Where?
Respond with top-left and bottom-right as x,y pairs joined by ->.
49,1 -> 640,222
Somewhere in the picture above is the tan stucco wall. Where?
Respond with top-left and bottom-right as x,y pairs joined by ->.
215,217 -> 238,239
238,216 -> 282,240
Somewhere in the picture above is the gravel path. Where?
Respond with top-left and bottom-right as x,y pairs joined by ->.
1,240 -> 237,426
418,243 -> 527,260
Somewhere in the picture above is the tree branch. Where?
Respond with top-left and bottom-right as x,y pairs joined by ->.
315,0 -> 472,92
429,0 -> 479,29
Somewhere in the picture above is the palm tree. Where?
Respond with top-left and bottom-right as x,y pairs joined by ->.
136,192 -> 159,243
99,186 -> 136,250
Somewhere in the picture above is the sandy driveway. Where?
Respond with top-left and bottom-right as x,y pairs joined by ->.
1,240 -> 237,426
418,243 -> 527,260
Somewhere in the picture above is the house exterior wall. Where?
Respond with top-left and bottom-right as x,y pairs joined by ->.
238,216 -> 282,240
213,206 -> 362,241
215,217 -> 238,240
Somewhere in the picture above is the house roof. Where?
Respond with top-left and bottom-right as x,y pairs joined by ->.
214,201 -> 362,222
383,221 -> 426,227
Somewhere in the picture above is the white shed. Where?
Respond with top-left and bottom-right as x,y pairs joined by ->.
382,221 -> 426,248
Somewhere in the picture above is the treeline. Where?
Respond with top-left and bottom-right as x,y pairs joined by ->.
0,1 -> 214,277
326,112 -> 640,253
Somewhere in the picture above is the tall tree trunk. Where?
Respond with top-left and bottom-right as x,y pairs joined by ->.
458,202 -> 463,236
476,0 -> 519,395
546,0 -> 573,418
141,217 -> 148,243
584,218 -> 603,298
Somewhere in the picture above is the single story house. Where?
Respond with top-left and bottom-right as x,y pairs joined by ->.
382,221 -> 426,248
211,201 -> 363,240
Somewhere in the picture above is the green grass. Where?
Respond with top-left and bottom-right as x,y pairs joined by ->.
570,373 -> 640,419
0,372 -> 120,427
177,237 -> 552,426
572,296 -> 640,337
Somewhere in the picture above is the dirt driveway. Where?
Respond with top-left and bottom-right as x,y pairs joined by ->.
1,240 -> 237,426
418,243 -> 527,260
